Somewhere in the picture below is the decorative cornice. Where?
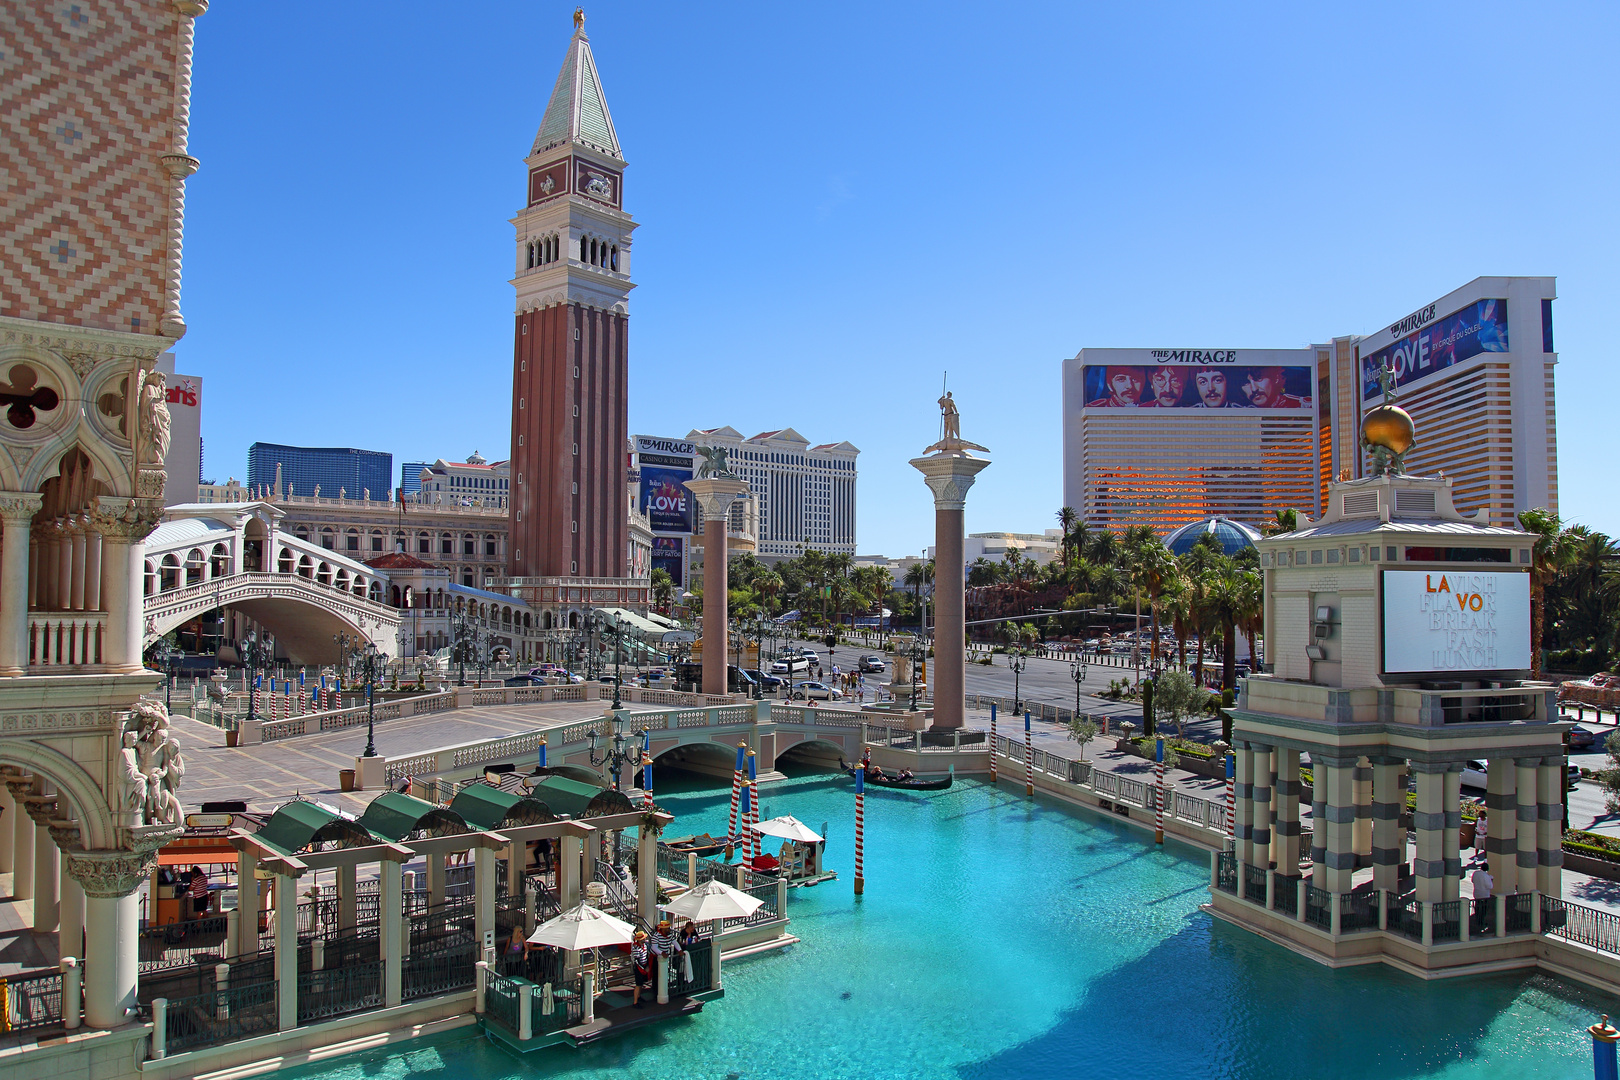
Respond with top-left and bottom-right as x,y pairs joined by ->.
909,454 -> 991,512
65,845 -> 167,898
0,315 -> 170,366
91,495 -> 164,541
0,492 -> 43,524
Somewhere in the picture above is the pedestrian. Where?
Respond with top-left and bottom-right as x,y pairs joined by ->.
189,864 -> 211,917
631,930 -> 651,1007
1470,863 -> 1494,933
650,918 -> 681,959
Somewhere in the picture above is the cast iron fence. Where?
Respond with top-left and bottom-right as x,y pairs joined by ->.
162,978 -> 279,1054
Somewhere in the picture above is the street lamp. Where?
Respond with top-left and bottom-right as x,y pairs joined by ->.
1009,647 -> 1027,714
588,711 -> 644,790
1070,656 -> 1089,721
452,612 -> 472,686
240,630 -> 273,725
333,631 -> 359,679
149,637 -> 180,711
355,640 -> 385,758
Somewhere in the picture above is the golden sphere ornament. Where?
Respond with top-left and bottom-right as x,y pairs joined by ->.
1361,405 -> 1415,456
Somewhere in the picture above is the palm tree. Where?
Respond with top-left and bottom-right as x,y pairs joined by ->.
650,568 -> 675,613
1521,507 -> 1579,676
754,570 -> 783,616
1199,564 -> 1249,689
904,561 -> 931,628
1159,573 -> 1192,668
1131,539 -> 1176,666
1236,570 -> 1264,672
1262,508 -> 1299,537
1055,507 -> 1078,566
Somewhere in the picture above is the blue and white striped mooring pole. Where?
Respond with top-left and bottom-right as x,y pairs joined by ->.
1592,1014 -> 1618,1080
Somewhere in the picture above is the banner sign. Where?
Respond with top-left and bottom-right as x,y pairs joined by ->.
652,536 -> 683,586
1361,298 -> 1509,400
641,467 -> 694,533
1381,569 -> 1531,673
1082,364 -> 1312,409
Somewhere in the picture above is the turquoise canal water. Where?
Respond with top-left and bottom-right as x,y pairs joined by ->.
282,767 -> 1617,1080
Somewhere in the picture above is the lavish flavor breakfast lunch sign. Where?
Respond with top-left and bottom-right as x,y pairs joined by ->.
1382,569 -> 1531,674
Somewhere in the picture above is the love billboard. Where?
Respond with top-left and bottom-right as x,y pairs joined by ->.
640,466 -> 694,534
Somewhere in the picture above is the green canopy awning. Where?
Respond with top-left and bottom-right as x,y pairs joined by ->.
526,775 -> 607,818
449,784 -> 556,831
358,790 -> 470,843
255,800 -> 376,856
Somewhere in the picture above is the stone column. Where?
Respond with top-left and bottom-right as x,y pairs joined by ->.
10,781 -> 35,900
0,494 -> 42,675
67,850 -> 149,1029
427,852 -> 446,907
1412,762 -> 1448,904
909,451 -> 991,730
474,846 -> 496,959
83,529 -> 101,612
1274,748 -> 1302,880
94,498 -> 161,674
69,523 -> 87,611
1516,758 -> 1540,895
637,818 -> 660,925
337,863 -> 357,935
274,874 -> 299,1031
1370,757 -> 1403,893
559,834 -> 582,909
1248,745 -> 1273,871
237,848 -> 261,956
1233,742 -> 1255,868
1538,758 -> 1564,896
1353,758 -> 1374,868
1317,756 -> 1358,894
33,822 -> 58,932
1442,766 -> 1462,902
380,859 -> 403,1007
60,861 -> 84,959
683,478 -> 750,698
1486,759 -> 1516,887
0,782 -> 13,873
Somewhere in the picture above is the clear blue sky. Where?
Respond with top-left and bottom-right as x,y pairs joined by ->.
179,2 -> 1620,556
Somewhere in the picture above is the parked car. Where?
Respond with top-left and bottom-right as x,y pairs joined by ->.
557,670 -> 586,684
859,655 -> 886,673
791,681 -> 843,701
504,674 -> 547,687
1462,758 -> 1580,791
745,668 -> 783,691
771,655 -> 812,675
1567,724 -> 1600,750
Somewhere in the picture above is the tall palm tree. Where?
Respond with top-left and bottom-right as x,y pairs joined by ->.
1521,507 -> 1578,676
1132,540 -> 1177,666
1236,570 -> 1264,672
754,570 -> 783,616
1158,573 -> 1192,668
1055,507 -> 1078,566
1262,508 -> 1299,537
1200,564 -> 1248,690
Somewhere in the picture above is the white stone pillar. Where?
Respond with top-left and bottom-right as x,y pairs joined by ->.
1516,758 -> 1539,895
909,450 -> 991,730
0,783 -> 14,873
1274,748 -> 1302,880
1233,743 -> 1255,868
637,820 -> 660,925
559,834 -> 582,909
1538,759 -> 1564,896
95,496 -> 160,674
33,822 -> 58,932
237,848 -> 261,956
1318,756 -> 1357,894
70,851 -> 144,1030
683,477 -> 750,698
0,495 -> 42,675
1412,763 -> 1447,904
1353,758 -> 1373,869
274,874 -> 298,1031
337,863 -> 357,934
1249,745 -> 1273,871
380,860 -> 403,1007
1370,758 -> 1403,894
1442,766 -> 1462,903
83,530 -> 101,612
11,786 -> 34,900
427,852 -> 446,907
474,846 -> 496,956
1486,759 -> 1516,888
69,524 -> 87,611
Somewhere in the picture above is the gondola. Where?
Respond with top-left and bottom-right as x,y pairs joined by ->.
663,833 -> 726,857
839,759 -> 952,791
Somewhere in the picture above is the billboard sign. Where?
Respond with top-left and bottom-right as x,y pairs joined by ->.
1081,363 -> 1312,410
652,536 -> 683,587
1381,569 -> 1531,674
1361,298 -> 1509,400
640,467 -> 694,533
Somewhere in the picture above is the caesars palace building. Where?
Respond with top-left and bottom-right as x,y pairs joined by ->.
1061,276 -> 1559,534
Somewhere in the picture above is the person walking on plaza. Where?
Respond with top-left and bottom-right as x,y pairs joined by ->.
1470,862 -> 1494,933
189,865 -> 211,917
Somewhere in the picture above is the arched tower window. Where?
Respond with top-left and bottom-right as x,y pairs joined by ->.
580,236 -> 588,261
609,245 -> 618,271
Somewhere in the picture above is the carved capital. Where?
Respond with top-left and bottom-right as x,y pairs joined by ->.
683,477 -> 750,521
172,0 -> 208,16
90,496 -> 163,542
910,454 -> 991,513
0,492 -> 42,525
65,847 -> 162,899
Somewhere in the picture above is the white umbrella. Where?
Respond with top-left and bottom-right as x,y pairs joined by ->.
527,902 -> 638,950
746,814 -> 824,843
660,878 -> 765,921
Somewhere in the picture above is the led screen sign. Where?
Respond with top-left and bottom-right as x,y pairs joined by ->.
1381,569 -> 1531,674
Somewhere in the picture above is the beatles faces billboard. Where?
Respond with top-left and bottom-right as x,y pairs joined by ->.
1382,569 -> 1531,674
1360,298 -> 1509,400
1081,362 -> 1313,410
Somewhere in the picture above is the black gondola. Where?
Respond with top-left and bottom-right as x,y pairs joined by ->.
839,759 -> 952,791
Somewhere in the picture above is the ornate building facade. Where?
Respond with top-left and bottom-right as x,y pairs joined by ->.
0,0 -> 209,1030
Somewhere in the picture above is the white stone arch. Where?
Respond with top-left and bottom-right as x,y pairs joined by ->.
0,346 -> 89,488
159,552 -> 182,592
0,739 -> 117,852
317,561 -> 334,587
209,542 -> 231,577
184,547 -> 206,586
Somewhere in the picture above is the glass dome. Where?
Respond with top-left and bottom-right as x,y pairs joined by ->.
1163,516 -> 1262,557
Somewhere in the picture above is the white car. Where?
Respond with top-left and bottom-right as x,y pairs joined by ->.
791,681 -> 842,701
771,655 -> 812,675
1460,759 -> 1579,790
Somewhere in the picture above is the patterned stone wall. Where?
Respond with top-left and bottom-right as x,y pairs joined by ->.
0,1 -> 185,335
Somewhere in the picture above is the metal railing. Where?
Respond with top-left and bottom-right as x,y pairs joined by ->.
1393,894 -> 1423,941
140,914 -> 231,973
163,979 -> 279,1054
485,970 -> 522,1035
1215,852 -> 1237,895
3,968 -> 64,1032
1506,892 -> 1534,933
1274,875 -> 1299,916
670,938 -> 715,996
297,960 -> 384,1024
1304,885 -> 1331,929
1546,897 -> 1620,953
1242,863 -> 1266,904
1341,891 -> 1378,933
722,882 -> 780,930
1432,899 -> 1462,943
402,936 -> 478,1001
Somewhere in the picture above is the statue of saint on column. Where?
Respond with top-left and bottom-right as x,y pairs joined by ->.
924,391 -> 990,455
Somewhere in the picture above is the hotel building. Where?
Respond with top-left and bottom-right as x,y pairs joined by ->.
1062,277 -> 1559,535
686,426 -> 858,559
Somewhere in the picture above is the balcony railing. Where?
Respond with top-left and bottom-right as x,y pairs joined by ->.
28,613 -> 106,669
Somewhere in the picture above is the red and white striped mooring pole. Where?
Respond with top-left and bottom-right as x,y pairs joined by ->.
1154,737 -> 1166,845
1225,751 -> 1236,848
726,741 -> 745,856
854,765 -> 865,895
1024,710 -> 1034,797
989,703 -> 997,783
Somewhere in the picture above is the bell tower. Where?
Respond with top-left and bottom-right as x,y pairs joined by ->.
507,9 -> 635,585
